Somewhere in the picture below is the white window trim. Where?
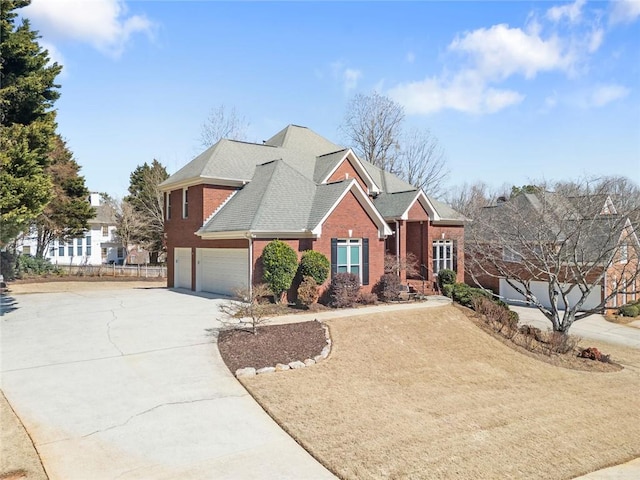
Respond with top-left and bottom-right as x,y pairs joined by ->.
337,238 -> 362,281
620,244 -> 628,264
433,239 -> 454,274
166,192 -> 171,220
182,188 -> 188,219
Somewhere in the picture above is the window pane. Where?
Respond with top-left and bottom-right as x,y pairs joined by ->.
337,266 -> 347,273
337,246 -> 347,264
351,266 -> 360,276
350,245 -> 360,264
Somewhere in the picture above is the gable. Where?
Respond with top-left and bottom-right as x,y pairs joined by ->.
326,159 -> 368,192
406,198 -> 430,221
321,190 -> 380,237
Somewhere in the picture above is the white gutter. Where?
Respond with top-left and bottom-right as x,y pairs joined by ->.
396,220 -> 400,275
247,235 -> 253,299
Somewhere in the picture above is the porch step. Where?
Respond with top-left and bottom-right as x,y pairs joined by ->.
407,279 -> 438,296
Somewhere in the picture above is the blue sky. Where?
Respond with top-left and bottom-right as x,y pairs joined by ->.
21,0 -> 640,199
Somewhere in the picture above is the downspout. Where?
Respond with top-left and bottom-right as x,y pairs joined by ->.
247,235 -> 253,299
395,220 -> 400,276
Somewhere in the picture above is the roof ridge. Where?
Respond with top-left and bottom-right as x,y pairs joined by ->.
317,148 -> 348,158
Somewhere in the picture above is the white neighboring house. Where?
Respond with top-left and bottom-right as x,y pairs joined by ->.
18,193 -> 125,266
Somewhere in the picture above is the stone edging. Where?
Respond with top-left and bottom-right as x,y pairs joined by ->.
235,323 -> 332,378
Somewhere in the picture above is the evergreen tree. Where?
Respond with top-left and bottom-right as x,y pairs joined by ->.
126,160 -> 169,263
33,135 -> 95,257
0,0 -> 62,245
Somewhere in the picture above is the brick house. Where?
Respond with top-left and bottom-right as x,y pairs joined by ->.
466,191 -> 639,312
160,125 -> 466,298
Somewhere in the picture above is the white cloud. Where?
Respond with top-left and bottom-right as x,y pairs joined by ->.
331,61 -> 362,92
343,68 -> 362,92
448,23 -> 573,80
579,84 -> 630,107
23,0 -> 154,57
609,0 -> 640,25
389,71 -> 525,115
40,40 -> 65,68
547,0 -> 586,23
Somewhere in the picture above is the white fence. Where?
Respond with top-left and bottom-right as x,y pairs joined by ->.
57,264 -> 167,278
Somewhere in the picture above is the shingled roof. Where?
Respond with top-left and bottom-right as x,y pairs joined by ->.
162,125 -> 464,237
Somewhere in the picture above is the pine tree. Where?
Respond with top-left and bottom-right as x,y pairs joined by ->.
0,0 -> 62,245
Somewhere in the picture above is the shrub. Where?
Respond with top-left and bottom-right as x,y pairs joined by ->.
578,347 -> 611,363
442,283 -> 454,298
15,254 -> 60,278
329,272 -> 360,308
358,291 -> 378,305
450,282 -> 490,308
219,284 -> 273,335
472,296 -> 518,336
374,273 -> 403,302
297,276 -> 319,307
618,304 -> 640,318
437,268 -> 456,289
261,240 -> 298,302
541,331 -> 579,355
298,250 -> 330,285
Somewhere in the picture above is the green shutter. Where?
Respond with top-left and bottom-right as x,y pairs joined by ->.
331,238 -> 337,277
362,238 -> 369,285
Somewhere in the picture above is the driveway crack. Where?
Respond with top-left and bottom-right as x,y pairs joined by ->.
107,309 -> 124,356
80,395 -> 247,439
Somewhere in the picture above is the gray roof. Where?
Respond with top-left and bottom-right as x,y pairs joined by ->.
429,196 -> 469,222
88,204 -> 116,225
166,124 -> 465,234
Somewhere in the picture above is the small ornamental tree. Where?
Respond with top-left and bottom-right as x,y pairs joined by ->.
298,250 -> 330,285
262,239 -> 298,302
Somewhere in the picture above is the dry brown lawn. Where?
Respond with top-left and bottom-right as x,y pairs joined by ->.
242,305 -> 640,480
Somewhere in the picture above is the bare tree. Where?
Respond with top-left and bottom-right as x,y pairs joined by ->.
111,199 -> 146,266
443,181 -> 496,219
398,128 -> 449,197
341,92 -> 405,174
218,284 -> 273,335
200,105 -> 249,148
466,180 -> 640,333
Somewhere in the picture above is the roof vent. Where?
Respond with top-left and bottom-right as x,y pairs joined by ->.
345,173 -> 349,180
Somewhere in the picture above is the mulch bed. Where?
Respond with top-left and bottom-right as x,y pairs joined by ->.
217,321 -> 327,373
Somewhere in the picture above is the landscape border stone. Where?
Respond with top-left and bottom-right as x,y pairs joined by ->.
235,322 -> 332,378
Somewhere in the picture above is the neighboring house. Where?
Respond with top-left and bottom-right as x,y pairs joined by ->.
18,193 -> 126,266
160,125 -> 466,298
467,191 -> 639,311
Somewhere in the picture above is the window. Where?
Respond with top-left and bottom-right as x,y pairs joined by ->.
182,188 -> 188,218
502,247 -> 522,263
22,246 -> 31,255
68,241 -> 74,257
86,236 -> 92,256
337,239 -> 361,276
620,244 -> 628,264
433,240 -> 454,274
59,243 -> 65,257
166,192 -> 171,220
101,247 -> 108,260
76,238 -> 83,256
331,238 -> 370,285
49,246 -> 55,257
102,225 -> 109,237
622,280 -> 627,305
117,247 -> 125,259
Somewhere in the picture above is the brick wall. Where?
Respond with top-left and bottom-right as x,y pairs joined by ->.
326,160 -> 368,192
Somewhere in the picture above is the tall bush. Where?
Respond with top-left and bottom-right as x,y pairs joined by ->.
374,273 -> 403,302
298,250 -> 330,285
262,240 -> 298,302
329,272 -> 360,308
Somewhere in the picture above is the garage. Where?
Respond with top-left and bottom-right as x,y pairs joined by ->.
174,247 -> 192,289
500,279 -> 603,311
196,248 -> 249,296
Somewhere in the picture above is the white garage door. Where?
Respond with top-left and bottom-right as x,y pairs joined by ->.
174,248 -> 192,289
500,279 -> 602,311
196,248 -> 249,296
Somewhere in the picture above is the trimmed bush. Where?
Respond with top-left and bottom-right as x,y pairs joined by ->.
329,272 -> 360,308
297,276 -> 319,307
437,268 -> 456,289
262,240 -> 298,302
450,282 -> 490,308
618,304 -> 640,318
442,283 -> 454,298
298,250 -> 330,285
374,273 -> 403,302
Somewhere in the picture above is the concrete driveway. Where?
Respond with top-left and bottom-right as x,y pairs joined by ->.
512,306 -> 640,349
0,286 -> 334,480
